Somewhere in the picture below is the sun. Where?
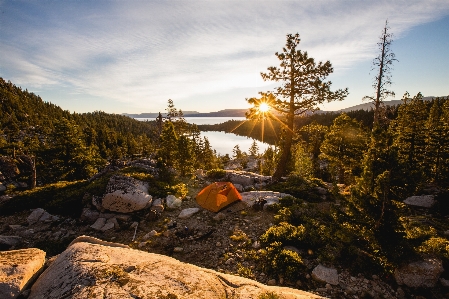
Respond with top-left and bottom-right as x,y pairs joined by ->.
259,102 -> 270,113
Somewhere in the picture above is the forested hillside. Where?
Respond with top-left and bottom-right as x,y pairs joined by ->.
0,78 -> 226,187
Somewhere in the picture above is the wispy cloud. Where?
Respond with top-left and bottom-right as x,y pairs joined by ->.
0,0 -> 448,113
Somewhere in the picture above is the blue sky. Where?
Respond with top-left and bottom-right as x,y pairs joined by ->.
1,1 -> 448,114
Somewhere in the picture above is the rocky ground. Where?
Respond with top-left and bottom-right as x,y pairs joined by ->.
1,160 -> 448,298
1,192 -> 408,299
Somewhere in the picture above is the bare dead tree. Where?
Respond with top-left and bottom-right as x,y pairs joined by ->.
364,20 -> 397,126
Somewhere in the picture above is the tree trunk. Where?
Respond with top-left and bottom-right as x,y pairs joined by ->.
339,165 -> 345,184
30,156 -> 36,189
374,30 -> 387,126
20,155 -> 36,189
273,69 -> 296,180
273,121 -> 293,180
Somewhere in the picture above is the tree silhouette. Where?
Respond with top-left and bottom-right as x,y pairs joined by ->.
364,20 -> 397,126
249,33 -> 348,179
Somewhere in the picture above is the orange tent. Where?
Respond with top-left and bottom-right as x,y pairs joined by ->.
196,182 -> 242,212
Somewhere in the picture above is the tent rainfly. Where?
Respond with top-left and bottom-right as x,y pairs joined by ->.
196,182 -> 242,212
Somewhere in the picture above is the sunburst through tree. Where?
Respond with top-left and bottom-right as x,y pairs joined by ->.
246,33 -> 348,179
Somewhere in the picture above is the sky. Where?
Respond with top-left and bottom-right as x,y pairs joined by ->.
1,1 -> 449,114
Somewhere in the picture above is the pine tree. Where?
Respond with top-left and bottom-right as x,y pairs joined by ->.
425,97 -> 449,184
158,121 -> 178,167
249,33 -> 348,180
233,145 -> 243,160
391,92 -> 428,190
200,137 -> 217,170
298,122 -> 328,178
165,99 -> 189,136
43,118 -> 102,181
175,135 -> 195,176
249,140 -> 259,157
442,99 -> 449,184
320,114 -> 368,184
292,143 -> 313,178
353,21 -> 398,228
261,146 -> 277,176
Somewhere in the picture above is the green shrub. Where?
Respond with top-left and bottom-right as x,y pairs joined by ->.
260,222 -> 306,246
278,195 -> 302,207
264,242 -> 305,281
258,292 -> 281,299
401,216 -> 437,241
230,230 -> 250,244
273,207 -> 292,223
236,263 -> 254,278
0,180 -> 89,217
169,183 -> 188,198
120,167 -> 154,181
206,168 -> 226,179
418,237 -> 449,261
269,175 -> 323,202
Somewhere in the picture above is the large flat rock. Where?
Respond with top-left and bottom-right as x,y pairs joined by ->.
102,175 -> 152,213
29,238 -> 323,299
0,248 -> 46,299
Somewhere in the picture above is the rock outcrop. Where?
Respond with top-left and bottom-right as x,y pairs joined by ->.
240,190 -> 290,208
403,195 -> 435,208
0,157 -> 20,180
394,258 -> 443,288
178,207 -> 200,219
225,170 -> 272,189
29,238 -> 323,299
312,264 -> 339,285
0,236 -> 22,250
0,248 -> 46,299
102,175 -> 152,213
166,194 -> 182,210
27,208 -> 59,225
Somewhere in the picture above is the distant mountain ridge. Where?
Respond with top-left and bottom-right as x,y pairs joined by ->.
123,109 -> 247,118
184,109 -> 247,117
123,111 -> 200,118
337,96 -> 436,113
124,96 -> 444,118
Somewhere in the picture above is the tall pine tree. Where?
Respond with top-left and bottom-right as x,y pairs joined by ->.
425,97 -> 449,184
390,92 -> 428,191
248,33 -> 348,179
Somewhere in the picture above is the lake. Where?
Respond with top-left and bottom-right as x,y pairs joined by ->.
136,117 -> 270,156
199,130 -> 270,156
136,117 -> 246,125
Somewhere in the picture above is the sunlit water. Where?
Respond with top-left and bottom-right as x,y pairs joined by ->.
199,131 -> 270,156
136,117 -> 270,156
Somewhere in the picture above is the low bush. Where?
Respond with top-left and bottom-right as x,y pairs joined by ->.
236,263 -> 254,278
418,237 -> 449,261
263,242 -> 305,281
260,222 -> 306,246
0,180 -> 90,217
269,175 -> 324,202
169,183 -> 188,198
258,292 -> 281,299
206,168 -> 226,180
